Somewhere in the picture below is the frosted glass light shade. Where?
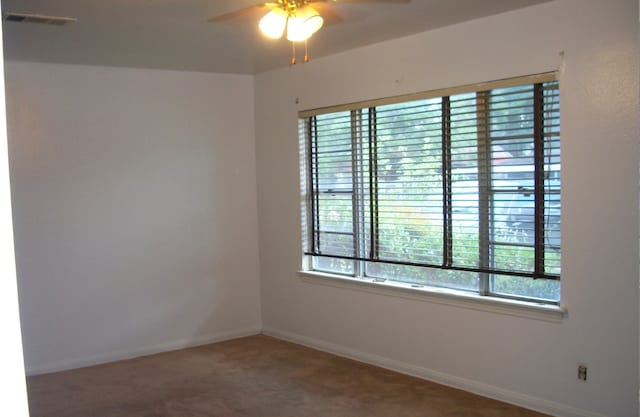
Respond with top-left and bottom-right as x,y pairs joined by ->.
286,6 -> 323,42
259,8 -> 288,39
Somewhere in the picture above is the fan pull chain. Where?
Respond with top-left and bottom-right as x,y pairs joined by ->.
290,40 -> 311,66
304,39 -> 309,63
291,42 -> 297,65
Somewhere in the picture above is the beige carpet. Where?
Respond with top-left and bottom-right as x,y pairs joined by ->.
27,334 -> 550,417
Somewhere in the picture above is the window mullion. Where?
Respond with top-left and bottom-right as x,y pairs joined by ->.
533,83 -> 545,276
368,107 -> 379,260
476,91 -> 491,295
351,110 -> 364,277
308,116 -> 320,255
441,97 -> 452,267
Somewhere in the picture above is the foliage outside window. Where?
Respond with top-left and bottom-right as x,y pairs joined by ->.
299,74 -> 561,304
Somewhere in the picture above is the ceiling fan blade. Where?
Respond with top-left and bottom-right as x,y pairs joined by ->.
312,3 -> 344,25
207,2 -> 277,23
312,0 -> 411,3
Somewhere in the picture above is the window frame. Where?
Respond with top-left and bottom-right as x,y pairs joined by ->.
299,73 -> 561,306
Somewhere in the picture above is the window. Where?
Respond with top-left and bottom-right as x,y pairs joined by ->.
299,74 -> 561,304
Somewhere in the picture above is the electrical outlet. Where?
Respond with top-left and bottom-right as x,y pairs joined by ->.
577,364 -> 588,381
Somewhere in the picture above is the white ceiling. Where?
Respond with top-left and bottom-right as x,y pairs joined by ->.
1,0 -> 553,75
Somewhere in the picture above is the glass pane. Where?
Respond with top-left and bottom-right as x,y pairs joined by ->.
318,193 -> 353,234
545,249 -> 561,276
544,191 -> 561,275
492,274 -> 560,302
313,112 -> 355,261
316,192 -> 354,258
491,139 -> 534,185
544,193 -> 561,247
489,85 -> 534,139
365,262 -> 478,291
315,112 -> 353,192
452,181 -> 479,267
374,99 -> 443,265
492,191 -> 535,245
317,231 -> 353,257
491,244 -> 534,273
313,256 -> 354,275
450,93 -> 480,268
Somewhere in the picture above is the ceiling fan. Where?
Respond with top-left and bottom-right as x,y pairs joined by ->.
208,0 -> 410,64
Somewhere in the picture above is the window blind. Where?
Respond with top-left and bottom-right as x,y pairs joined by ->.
301,75 -> 560,302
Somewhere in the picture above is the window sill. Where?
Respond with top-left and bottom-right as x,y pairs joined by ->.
298,270 -> 566,322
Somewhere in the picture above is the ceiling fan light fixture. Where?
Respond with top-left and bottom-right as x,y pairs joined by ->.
286,5 -> 323,42
258,8 -> 288,39
208,0 -> 412,66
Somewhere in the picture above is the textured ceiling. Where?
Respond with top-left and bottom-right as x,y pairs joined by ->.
2,0 -> 554,74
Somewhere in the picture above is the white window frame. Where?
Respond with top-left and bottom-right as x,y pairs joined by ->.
298,73 -> 563,313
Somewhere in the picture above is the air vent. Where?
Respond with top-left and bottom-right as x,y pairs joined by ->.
4,12 -> 77,26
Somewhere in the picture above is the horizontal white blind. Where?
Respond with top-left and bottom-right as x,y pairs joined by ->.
450,92 -> 481,269
372,99 -> 443,266
302,77 -> 561,300
542,82 -> 561,275
309,112 -> 356,274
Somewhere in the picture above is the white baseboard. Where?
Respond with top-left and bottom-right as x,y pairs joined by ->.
262,326 -> 607,417
26,326 -> 262,376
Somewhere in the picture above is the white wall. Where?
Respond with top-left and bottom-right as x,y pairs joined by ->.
255,1 -> 639,416
0,3 -> 30,413
5,62 -> 262,374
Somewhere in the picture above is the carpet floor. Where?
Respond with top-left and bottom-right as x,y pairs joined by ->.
27,334 -> 551,417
